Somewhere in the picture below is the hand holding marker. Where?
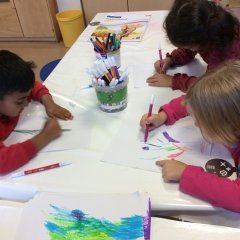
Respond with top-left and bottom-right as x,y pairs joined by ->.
158,43 -> 163,72
144,94 -> 155,143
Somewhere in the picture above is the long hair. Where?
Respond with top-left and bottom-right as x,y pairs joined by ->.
0,50 -> 35,99
164,0 -> 239,50
185,60 -> 240,145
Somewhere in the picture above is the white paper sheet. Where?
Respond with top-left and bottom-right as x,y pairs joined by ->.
4,96 -> 92,152
15,192 -> 150,240
132,59 -> 207,88
102,116 -> 236,179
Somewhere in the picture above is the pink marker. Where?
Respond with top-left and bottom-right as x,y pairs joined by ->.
158,43 -> 163,71
144,94 -> 155,143
11,162 -> 71,178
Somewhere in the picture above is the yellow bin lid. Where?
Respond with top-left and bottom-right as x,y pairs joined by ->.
56,10 -> 82,22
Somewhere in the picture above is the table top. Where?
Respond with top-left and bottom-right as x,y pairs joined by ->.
0,11 -> 235,214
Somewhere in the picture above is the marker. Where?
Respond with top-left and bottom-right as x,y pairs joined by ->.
80,84 -> 93,90
144,94 -> 155,143
13,129 -> 71,134
11,162 -> 72,178
107,15 -> 122,18
158,43 -> 163,71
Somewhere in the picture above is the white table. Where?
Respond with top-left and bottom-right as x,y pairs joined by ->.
0,11 -> 238,227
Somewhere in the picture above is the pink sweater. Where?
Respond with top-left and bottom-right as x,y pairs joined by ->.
160,97 -> 240,212
169,34 -> 240,92
0,81 -> 50,174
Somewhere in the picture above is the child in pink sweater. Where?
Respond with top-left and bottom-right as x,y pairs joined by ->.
140,60 -> 240,212
0,50 -> 73,174
147,0 -> 240,92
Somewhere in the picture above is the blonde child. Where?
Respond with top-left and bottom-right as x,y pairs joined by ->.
140,60 -> 240,212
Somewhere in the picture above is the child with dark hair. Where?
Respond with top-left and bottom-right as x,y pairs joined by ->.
147,0 -> 240,92
140,60 -> 240,212
0,50 -> 73,174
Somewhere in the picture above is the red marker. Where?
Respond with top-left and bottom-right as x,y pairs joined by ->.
144,94 -> 155,143
11,162 -> 71,178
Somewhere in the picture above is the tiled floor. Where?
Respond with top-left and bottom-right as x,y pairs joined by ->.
0,41 -> 68,81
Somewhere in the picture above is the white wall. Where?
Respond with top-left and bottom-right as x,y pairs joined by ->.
56,0 -> 82,12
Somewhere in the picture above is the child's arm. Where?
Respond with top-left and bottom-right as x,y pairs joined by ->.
0,140 -> 37,174
159,95 -> 188,125
166,49 -> 197,92
168,48 -> 197,66
152,48 -> 198,91
146,73 -> 173,88
30,118 -> 62,151
140,95 -> 188,130
0,118 -> 62,174
154,56 -> 173,74
30,82 -> 73,120
41,94 -> 73,120
140,111 -> 168,130
146,72 -> 197,92
156,159 -> 187,182
172,74 -> 197,93
156,159 -> 240,212
155,48 -> 197,73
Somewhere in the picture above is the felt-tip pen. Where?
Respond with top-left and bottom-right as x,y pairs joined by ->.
107,15 -> 122,18
144,94 -> 155,143
11,162 -> 72,178
80,84 -> 93,90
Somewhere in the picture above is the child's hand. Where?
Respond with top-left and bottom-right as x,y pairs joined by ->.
41,94 -> 73,120
45,102 -> 73,120
140,111 -> 167,130
31,118 -> 62,151
121,23 -> 143,37
154,57 -> 172,73
156,159 -> 187,182
41,118 -> 62,140
146,73 -> 172,87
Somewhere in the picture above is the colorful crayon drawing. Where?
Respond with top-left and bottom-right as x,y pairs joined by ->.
141,132 -> 186,160
45,204 -> 146,240
15,192 -> 150,240
102,116 -> 232,173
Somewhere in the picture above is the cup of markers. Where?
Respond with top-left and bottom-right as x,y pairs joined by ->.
90,33 -> 121,68
87,56 -> 128,113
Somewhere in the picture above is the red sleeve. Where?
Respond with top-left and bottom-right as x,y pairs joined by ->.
159,95 -> 188,125
30,81 -> 50,101
0,140 -> 37,174
172,74 -> 197,92
180,165 -> 240,212
169,48 -> 197,66
167,48 -> 198,92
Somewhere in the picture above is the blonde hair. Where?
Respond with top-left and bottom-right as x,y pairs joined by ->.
185,60 -> 240,145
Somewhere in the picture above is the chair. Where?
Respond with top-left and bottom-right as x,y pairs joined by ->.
39,59 -> 61,81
